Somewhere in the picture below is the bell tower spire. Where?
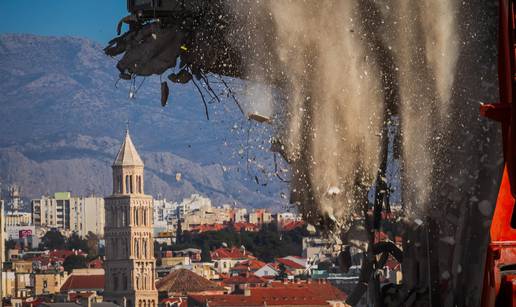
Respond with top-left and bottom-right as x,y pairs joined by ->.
112,130 -> 144,195
104,129 -> 157,307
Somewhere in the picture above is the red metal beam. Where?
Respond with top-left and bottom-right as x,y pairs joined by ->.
481,0 -> 516,305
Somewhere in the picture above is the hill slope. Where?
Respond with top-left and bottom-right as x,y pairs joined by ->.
0,34 -> 288,209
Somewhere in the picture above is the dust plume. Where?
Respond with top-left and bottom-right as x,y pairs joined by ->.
381,0 -> 459,215
226,0 -> 460,224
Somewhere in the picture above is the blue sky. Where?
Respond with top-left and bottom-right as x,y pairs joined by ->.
0,0 -> 126,43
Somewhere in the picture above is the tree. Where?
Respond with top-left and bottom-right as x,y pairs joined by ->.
175,218 -> 183,244
167,225 -> 306,263
201,242 -> 211,262
66,232 -> 90,254
63,254 -> 87,272
277,263 -> 288,280
40,229 -> 66,250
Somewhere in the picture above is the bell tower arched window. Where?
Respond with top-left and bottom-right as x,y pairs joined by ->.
114,275 -> 119,291
123,275 -> 128,290
130,175 -> 134,193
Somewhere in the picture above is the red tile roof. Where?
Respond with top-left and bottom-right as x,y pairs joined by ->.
191,224 -> 227,233
156,269 -> 226,295
189,281 -> 346,306
222,275 -> 266,285
60,274 -> 104,292
280,220 -> 305,231
276,258 -> 305,270
211,247 -> 255,260
49,249 -> 86,258
231,260 -> 266,273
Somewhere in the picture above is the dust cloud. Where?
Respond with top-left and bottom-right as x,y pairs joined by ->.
226,0 -> 460,225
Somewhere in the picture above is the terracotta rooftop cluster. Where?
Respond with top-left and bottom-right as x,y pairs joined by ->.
60,274 -> 105,292
156,269 -> 226,295
210,247 -> 256,261
189,280 -> 347,306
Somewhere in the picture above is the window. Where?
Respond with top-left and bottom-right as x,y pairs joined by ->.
130,175 -> 134,193
114,276 -> 119,291
126,175 -> 130,194
123,275 -> 128,290
118,175 -> 123,193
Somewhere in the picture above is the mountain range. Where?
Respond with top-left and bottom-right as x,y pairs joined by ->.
0,34 -> 289,210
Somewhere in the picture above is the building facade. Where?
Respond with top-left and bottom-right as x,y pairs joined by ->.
103,130 -> 158,307
248,209 -> 272,225
34,271 -> 68,295
31,193 -> 105,237
5,212 -> 32,227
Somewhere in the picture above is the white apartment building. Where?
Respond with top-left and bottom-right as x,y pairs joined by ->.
275,212 -> 302,224
154,194 -> 252,233
153,198 -> 178,234
4,212 -> 32,227
223,204 -> 247,223
31,192 -> 105,237
74,196 -> 105,237
177,194 -> 212,216
248,209 -> 272,225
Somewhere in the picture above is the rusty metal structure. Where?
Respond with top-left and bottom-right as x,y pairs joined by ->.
105,0 -> 516,305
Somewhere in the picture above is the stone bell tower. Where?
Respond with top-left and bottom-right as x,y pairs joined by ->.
104,129 -> 157,307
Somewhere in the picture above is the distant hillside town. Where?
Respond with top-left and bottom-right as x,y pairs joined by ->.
0,131 -> 403,307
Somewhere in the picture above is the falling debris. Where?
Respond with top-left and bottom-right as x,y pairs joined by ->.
161,81 -> 169,107
168,69 -> 192,84
326,186 -> 341,197
247,112 -> 271,124
175,172 -> 181,182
